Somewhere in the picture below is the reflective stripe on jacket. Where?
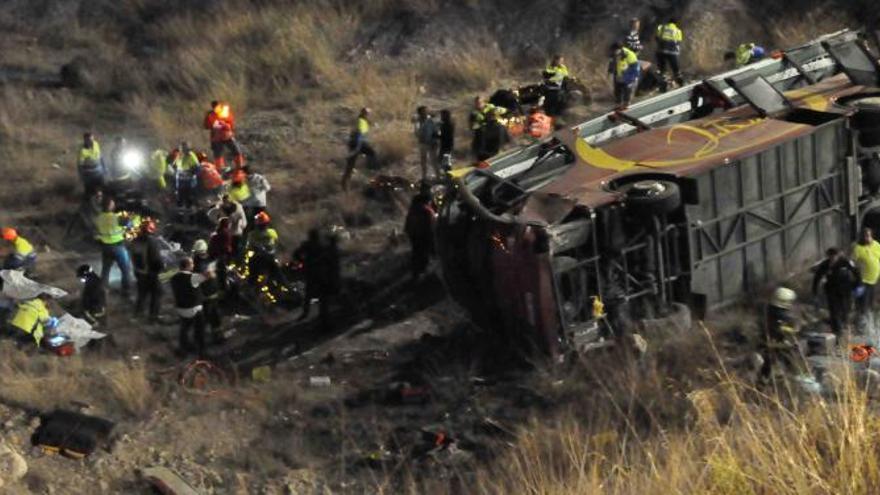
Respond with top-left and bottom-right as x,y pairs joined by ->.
656,23 -> 683,54
10,298 -> 49,345
78,141 -> 101,167
544,64 -> 569,86
95,212 -> 125,245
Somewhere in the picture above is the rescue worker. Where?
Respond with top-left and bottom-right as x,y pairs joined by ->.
724,42 -> 767,67
812,247 -> 859,335
246,211 -> 282,283
8,293 -> 56,346
196,153 -> 224,194
342,107 -> 377,191
295,228 -> 341,330
525,106 -> 553,139
655,18 -> 684,86
243,166 -> 271,216
175,142 -> 200,209
170,257 -> 206,356
208,217 -> 234,293
759,287 -> 803,382
77,132 -> 104,196
488,87 -> 522,115
1,228 -> 36,273
192,239 -> 210,273
131,220 -> 164,323
414,106 -> 439,181
228,168 -> 252,212
624,17 -> 643,54
77,264 -> 106,327
148,148 -> 176,191
610,42 -> 641,109
437,109 -> 455,173
469,97 -> 506,158
207,195 -> 247,257
203,100 -> 244,169
94,197 -> 133,297
199,263 -> 224,343
476,109 -> 508,161
404,183 -> 436,281
542,55 -> 569,116
852,227 -> 880,321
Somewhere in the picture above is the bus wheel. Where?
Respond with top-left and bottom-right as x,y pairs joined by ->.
621,179 -> 682,215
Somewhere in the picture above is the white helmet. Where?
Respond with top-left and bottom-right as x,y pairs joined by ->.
771,287 -> 797,308
192,239 -> 208,255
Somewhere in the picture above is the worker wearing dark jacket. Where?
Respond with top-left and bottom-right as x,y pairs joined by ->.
812,247 -> 859,335
131,220 -> 165,322
404,183 -> 436,281
295,228 -> 341,330
624,18 -> 643,54
437,109 -> 455,172
760,287 -> 802,382
200,263 -> 223,342
77,264 -> 106,327
170,257 -> 205,356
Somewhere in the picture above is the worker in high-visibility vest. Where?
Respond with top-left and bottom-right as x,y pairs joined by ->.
655,18 -> 684,86
1,227 -> 37,273
94,197 -> 133,297
203,100 -> 245,169
342,107 -> 377,191
148,148 -> 176,191
9,294 -> 57,346
542,55 -> 570,116
610,42 -> 641,109
725,42 -> 766,67
469,96 -> 507,158
77,132 -> 104,196
174,142 -> 200,208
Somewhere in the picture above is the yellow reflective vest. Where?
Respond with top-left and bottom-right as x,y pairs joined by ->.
545,64 -> 570,86
229,182 -> 251,204
616,47 -> 639,78
357,117 -> 370,136
736,43 -> 755,66
10,298 -> 49,345
78,141 -> 102,167
11,236 -> 34,256
247,228 -> 279,252
95,212 -> 125,245
176,151 -> 199,172
656,23 -> 683,54
471,104 -> 507,130
150,149 -> 168,189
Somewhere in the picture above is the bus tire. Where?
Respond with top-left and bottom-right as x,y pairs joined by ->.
621,179 -> 682,215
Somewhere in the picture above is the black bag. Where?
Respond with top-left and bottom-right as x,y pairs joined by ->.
32,409 -> 115,458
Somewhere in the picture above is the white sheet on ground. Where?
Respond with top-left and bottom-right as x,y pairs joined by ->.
0,270 -> 68,300
55,313 -> 106,350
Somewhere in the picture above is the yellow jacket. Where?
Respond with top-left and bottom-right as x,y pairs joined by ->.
10,236 -> 33,256
229,182 -> 251,204
10,298 -> 49,345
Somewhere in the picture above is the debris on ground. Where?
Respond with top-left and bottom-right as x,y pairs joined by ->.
32,410 -> 115,459
141,466 -> 200,495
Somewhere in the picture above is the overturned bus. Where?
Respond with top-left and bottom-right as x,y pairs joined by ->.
436,30 -> 880,357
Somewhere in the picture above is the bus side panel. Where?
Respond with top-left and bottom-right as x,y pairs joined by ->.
686,119 -> 850,306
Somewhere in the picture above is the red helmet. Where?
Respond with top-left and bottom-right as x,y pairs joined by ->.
140,219 -> 157,235
254,211 -> 271,226
2,227 -> 17,241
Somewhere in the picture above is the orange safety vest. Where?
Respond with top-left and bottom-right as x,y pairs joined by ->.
527,112 -> 553,138
204,106 -> 236,142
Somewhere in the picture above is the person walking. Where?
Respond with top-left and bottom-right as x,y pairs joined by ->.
413,106 -> 439,180
655,18 -> 684,86
342,107 -> 377,191
203,100 -> 245,169
852,227 -> 880,326
94,197 -> 133,297
131,220 -> 165,323
170,257 -> 206,356
812,247 -> 859,335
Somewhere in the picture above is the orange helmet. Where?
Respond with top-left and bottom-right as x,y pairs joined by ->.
2,227 -> 17,241
140,219 -> 157,235
254,211 -> 270,226
232,168 -> 247,184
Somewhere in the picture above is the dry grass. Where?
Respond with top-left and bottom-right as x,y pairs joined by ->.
0,342 -> 154,418
472,328 -> 880,495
